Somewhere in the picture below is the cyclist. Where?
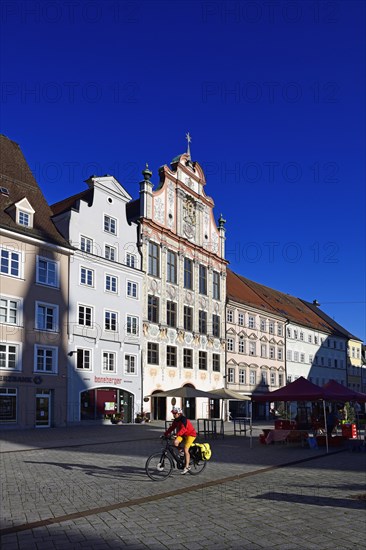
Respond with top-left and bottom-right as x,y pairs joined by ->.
164,407 -> 197,474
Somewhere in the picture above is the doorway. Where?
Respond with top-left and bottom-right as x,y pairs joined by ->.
35,392 -> 51,427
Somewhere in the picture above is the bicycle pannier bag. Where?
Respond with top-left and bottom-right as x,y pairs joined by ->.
192,442 -> 212,461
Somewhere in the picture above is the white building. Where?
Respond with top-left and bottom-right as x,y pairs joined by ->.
52,176 -> 143,423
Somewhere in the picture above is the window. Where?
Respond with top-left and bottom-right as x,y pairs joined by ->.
167,346 -> 177,367
36,257 -> 58,287
166,301 -> 177,328
184,258 -> 193,290
261,372 -> 267,385
269,346 -> 275,359
183,349 -> 193,369
277,324 -> 283,336
126,252 -> 136,268
18,211 -> 30,226
199,310 -> 207,335
167,251 -> 177,284
0,343 -> 19,370
126,315 -> 139,336
0,388 -> 17,423
249,342 -> 256,356
76,349 -> 91,370
239,337 -> 245,354
249,370 -> 256,385
328,358 -> 332,367
212,354 -> 220,372
80,236 -> 93,253
212,271 -> 220,300
248,316 -> 255,329
279,373 -> 284,386
308,334 -> 312,343
332,340 -> 336,349
227,310 -> 234,323
102,351 -> 116,373
105,274 -> 118,293
238,313 -> 245,326
147,343 -> 159,364
104,215 -> 116,234
199,351 -> 207,370
300,332 -> 304,341
184,306 -> 193,331
78,305 -> 93,327
104,245 -> 116,261
268,322 -> 274,334
300,353 -> 305,363
148,295 -> 159,323
227,338 -> 234,352
1,249 -> 21,277
309,354 -> 313,364
36,302 -> 58,331
287,328 -> 291,338
0,298 -> 19,324
148,242 -> 159,277
334,359 -> 337,368
294,351 -> 299,362
277,348 -> 283,361
261,344 -> 267,358
105,311 -> 118,332
124,354 -> 137,375
212,314 -> 220,337
260,319 -> 266,332
239,368 -> 246,384
80,267 -> 94,287
228,368 -> 235,383
35,345 -> 57,373
270,372 -> 276,386
293,330 -> 298,339
199,265 -> 207,295
127,281 -> 138,298
287,350 -> 292,361
314,335 -> 318,344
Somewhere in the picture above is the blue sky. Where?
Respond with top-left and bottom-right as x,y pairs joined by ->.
1,0 -> 365,341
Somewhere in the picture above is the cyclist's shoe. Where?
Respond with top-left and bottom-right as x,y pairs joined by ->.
181,466 -> 191,475
157,463 -> 164,471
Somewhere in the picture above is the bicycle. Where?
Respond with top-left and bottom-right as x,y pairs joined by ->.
145,436 -> 207,481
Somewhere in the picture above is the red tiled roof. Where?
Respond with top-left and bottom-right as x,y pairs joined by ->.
227,268 -> 340,334
0,135 -> 70,247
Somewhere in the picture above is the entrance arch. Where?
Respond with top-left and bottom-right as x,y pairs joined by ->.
80,387 -> 134,423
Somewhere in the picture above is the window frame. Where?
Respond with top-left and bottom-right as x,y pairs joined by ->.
104,214 -> 117,235
36,256 -> 59,287
183,257 -> 193,290
0,249 -> 21,278
147,342 -> 159,365
0,342 -> 20,370
148,242 -> 160,277
167,250 -> 177,284
35,301 -> 59,332
148,295 -> 159,323
34,345 -> 58,374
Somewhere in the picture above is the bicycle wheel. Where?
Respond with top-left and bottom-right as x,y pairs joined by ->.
188,457 -> 207,475
145,452 -> 174,481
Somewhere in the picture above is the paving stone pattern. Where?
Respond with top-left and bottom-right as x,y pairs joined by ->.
1,422 -> 365,549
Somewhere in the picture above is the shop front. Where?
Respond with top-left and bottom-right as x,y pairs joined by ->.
80,386 -> 134,423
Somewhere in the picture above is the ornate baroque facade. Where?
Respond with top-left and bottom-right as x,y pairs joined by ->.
129,151 -> 227,419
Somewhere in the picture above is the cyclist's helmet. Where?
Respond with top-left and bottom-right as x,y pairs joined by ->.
171,407 -> 182,414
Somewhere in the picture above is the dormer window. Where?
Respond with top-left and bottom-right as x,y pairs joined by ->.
15,198 -> 35,228
18,211 -> 30,226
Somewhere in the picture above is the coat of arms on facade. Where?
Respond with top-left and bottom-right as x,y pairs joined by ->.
184,196 -> 196,225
